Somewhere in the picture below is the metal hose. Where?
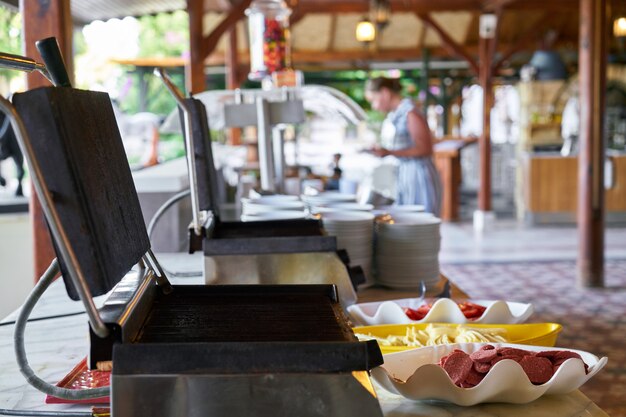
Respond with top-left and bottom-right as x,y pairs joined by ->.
147,188 -> 191,241
0,409 -> 92,416
13,258 -> 111,400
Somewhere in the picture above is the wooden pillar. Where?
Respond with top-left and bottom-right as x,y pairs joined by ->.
440,77 -> 449,136
478,35 -> 493,212
421,48 -> 430,114
226,26 -> 239,89
226,26 -> 242,145
186,0 -> 205,94
21,0 -> 73,281
577,0 -> 607,287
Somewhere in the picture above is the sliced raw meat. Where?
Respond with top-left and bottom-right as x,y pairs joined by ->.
491,354 -> 522,365
438,346 -> 590,388
470,348 -> 498,363
465,367 -> 485,386
439,355 -> 448,367
474,361 -> 492,374
442,352 -> 474,385
518,356 -> 554,384
536,350 -> 559,359
553,357 -> 589,373
497,347 -> 530,358
554,351 -> 583,361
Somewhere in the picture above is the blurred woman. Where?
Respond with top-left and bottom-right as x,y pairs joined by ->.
365,77 -> 441,215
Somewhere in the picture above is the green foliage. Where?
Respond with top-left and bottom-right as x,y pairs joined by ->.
137,10 -> 188,58
117,69 -> 186,116
0,6 -> 22,81
159,132 -> 186,161
111,11 -> 189,117
73,27 -> 88,56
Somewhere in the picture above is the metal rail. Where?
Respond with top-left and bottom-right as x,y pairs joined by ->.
0,52 -> 53,84
154,67 -> 203,236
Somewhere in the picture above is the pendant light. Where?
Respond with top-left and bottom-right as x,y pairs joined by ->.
356,17 -> 376,43
615,17 -> 626,37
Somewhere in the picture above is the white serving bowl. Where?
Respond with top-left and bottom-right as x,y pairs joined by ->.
347,298 -> 534,326
371,343 -> 608,406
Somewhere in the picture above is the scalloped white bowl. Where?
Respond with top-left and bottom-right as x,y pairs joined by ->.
371,342 -> 608,405
347,298 -> 534,325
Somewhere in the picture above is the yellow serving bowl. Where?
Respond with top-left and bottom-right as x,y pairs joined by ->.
353,322 -> 562,354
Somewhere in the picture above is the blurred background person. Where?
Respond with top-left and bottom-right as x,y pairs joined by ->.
365,76 -> 441,215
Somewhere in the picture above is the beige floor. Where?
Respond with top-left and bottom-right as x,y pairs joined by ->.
0,213 -> 33,318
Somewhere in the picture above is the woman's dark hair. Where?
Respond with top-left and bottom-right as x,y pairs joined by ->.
365,76 -> 402,94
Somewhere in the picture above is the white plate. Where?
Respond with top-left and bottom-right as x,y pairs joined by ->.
245,195 -> 300,203
378,205 -> 426,213
378,214 -> 441,226
241,211 -> 307,221
347,298 -> 534,326
322,211 -> 375,222
319,203 -> 374,212
302,192 -> 357,203
371,343 -> 608,406
242,202 -> 305,214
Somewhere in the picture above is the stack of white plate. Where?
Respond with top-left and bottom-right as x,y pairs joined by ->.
241,196 -> 305,216
240,195 -> 306,221
241,211 -> 308,222
321,211 -> 375,287
377,204 -> 426,213
301,192 -> 357,208
312,203 -> 374,214
375,213 -> 441,289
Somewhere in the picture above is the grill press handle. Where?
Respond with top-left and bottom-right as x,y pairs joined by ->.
35,37 -> 71,87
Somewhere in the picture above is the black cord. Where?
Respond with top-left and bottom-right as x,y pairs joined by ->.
0,408 -> 92,416
0,311 -> 86,327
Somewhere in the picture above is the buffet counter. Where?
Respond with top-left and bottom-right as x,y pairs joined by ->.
518,151 -> 626,224
0,254 -> 608,417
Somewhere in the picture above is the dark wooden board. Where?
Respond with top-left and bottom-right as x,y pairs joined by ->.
13,87 -> 150,299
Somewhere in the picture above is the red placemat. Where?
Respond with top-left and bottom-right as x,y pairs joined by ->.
45,358 -> 110,404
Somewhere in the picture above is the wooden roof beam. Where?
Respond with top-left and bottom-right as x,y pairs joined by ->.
293,0 -> 577,14
492,13 -> 551,71
290,10 -> 306,26
201,0 -> 252,58
416,12 -> 480,74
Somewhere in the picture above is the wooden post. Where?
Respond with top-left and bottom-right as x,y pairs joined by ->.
478,35 -> 493,212
21,0 -> 72,281
226,26 -> 239,89
186,0 -> 205,94
577,0 -> 606,287
421,48 -> 430,114
226,26 -> 242,145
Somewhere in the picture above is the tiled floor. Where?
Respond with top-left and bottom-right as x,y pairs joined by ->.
441,260 -> 626,417
440,220 -> 626,264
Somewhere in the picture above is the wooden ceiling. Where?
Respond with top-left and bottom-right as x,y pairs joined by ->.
199,4 -> 584,71
3,0 -> 624,70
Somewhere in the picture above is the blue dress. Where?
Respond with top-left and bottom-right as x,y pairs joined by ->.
382,98 -> 442,215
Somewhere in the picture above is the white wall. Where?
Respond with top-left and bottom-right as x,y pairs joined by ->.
0,213 -> 33,318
